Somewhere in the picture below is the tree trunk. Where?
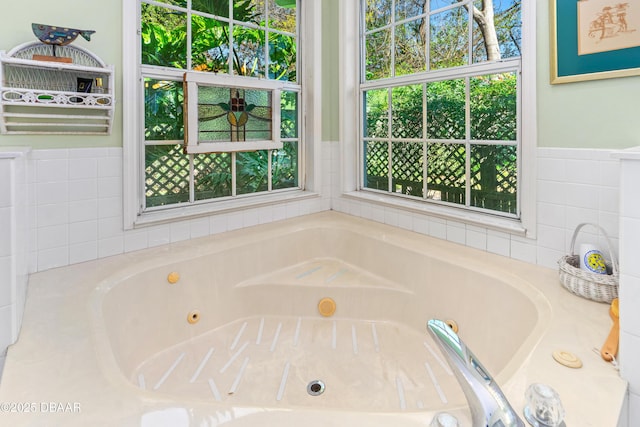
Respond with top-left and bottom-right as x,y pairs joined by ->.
470,0 -> 501,61
419,0 -> 502,62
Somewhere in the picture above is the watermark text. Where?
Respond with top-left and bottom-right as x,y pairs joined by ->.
0,402 -> 81,413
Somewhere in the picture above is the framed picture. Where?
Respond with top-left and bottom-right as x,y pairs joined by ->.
550,0 -> 640,84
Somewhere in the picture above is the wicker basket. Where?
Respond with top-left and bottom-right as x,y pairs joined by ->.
558,223 -> 619,303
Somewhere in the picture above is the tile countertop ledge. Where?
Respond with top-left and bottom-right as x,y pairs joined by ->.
0,146 -> 30,159
0,213 -> 628,427
612,145 -> 640,160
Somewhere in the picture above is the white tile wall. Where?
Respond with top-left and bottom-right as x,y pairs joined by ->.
0,142 -> 632,425
0,149 -> 29,380
617,149 -> 640,425
26,147 -> 329,273
331,145 -> 621,269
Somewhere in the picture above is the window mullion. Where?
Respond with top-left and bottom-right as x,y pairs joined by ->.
467,0 -> 473,66
387,88 -> 393,192
265,2 -> 270,78
423,82 -> 428,200
387,141 -> 393,193
426,1 -> 431,72
189,154 -> 196,203
390,0 -> 396,78
187,0 -> 192,70
268,150 -> 273,192
229,1 -> 234,75
231,152 -> 237,197
465,76 -> 471,208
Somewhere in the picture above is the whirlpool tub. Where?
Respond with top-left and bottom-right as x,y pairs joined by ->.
0,212 -> 626,426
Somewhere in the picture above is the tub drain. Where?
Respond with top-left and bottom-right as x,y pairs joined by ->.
307,380 -> 325,396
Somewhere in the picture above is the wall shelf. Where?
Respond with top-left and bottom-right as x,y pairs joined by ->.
0,41 -> 114,135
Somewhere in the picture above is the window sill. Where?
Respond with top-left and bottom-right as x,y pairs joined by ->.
341,190 -> 527,237
132,190 -> 320,229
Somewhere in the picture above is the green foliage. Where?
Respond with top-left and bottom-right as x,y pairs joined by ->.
141,1 -> 300,206
427,79 -> 466,139
364,0 -> 522,80
140,1 -> 296,79
392,84 -> 423,139
364,73 -> 518,213
272,141 -> 299,189
145,79 -> 184,141
470,73 -> 517,140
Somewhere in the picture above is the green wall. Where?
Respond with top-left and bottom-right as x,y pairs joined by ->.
0,1 -> 122,148
536,0 -> 639,148
0,1 -> 637,149
321,0 -> 340,142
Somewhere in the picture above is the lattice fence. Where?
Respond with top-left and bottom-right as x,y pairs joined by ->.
427,143 -> 466,204
364,141 -> 389,191
145,143 -> 298,207
470,145 -> 517,213
145,145 -> 190,207
392,142 -> 423,196
364,141 -> 517,214
145,144 -> 233,207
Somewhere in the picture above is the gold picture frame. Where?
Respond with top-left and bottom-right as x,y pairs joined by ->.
550,0 -> 640,84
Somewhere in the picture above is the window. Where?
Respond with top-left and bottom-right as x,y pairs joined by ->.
360,0 -> 523,218
128,0 -> 301,217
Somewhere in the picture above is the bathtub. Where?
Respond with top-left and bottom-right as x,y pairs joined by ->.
0,212 -> 626,426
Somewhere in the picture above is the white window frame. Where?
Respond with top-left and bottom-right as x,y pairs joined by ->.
338,0 -> 537,238
122,0 -> 323,229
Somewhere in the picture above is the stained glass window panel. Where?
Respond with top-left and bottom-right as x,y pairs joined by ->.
197,87 -> 273,142
197,86 -> 232,142
243,89 -> 273,140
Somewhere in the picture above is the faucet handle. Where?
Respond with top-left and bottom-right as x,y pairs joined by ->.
430,412 -> 460,427
427,319 -> 525,427
523,383 -> 565,427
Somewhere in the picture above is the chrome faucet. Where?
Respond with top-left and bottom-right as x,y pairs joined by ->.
427,319 -> 525,427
